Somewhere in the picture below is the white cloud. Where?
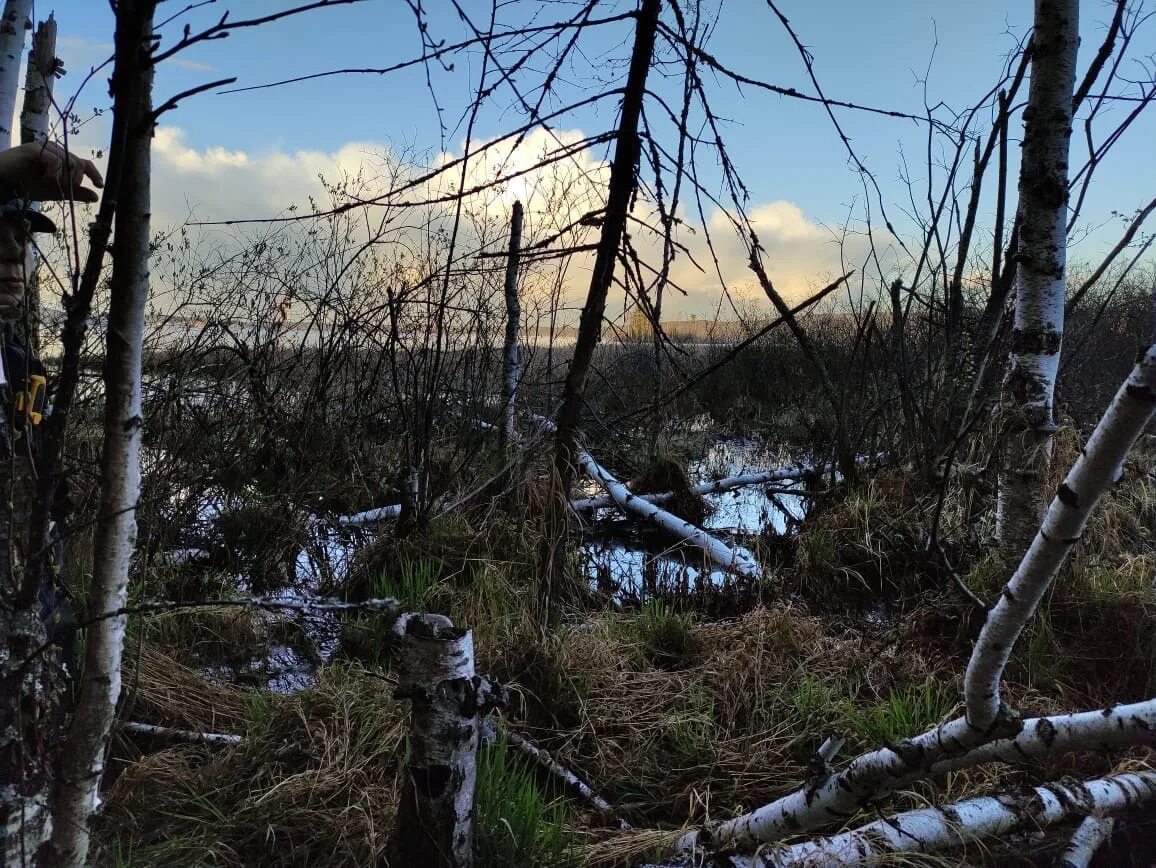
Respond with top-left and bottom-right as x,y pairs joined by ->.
56,126 -> 866,319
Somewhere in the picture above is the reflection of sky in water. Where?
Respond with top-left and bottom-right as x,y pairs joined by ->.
165,436 -> 814,685
581,438 -> 809,596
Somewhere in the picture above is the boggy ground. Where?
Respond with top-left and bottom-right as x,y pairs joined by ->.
97,448 -> 1156,867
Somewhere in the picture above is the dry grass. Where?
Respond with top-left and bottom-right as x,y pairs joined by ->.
102,665 -> 405,867
99,448 -> 1156,866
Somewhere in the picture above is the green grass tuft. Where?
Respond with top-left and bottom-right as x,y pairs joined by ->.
475,737 -> 572,868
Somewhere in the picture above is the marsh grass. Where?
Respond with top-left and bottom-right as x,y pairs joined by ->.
101,444 -> 1156,866
475,738 -> 574,868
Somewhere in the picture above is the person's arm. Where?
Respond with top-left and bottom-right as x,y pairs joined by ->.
0,141 -> 104,203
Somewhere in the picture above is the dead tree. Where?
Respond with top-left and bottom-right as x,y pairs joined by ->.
393,613 -> 505,868
545,0 -> 660,614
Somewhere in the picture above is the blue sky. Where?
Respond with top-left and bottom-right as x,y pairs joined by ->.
53,0 -> 1156,314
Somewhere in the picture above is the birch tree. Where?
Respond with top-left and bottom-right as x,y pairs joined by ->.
0,4 -> 48,863
50,2 -> 157,863
19,14 -> 58,354
0,0 -> 30,149
677,344 -> 1156,857
996,0 -> 1080,554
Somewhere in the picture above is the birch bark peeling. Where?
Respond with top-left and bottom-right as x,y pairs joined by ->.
0,0 -> 30,150
49,3 -> 157,864
996,0 -> 1080,554
19,15 -> 54,145
394,613 -> 505,868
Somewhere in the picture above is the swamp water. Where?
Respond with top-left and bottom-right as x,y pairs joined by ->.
160,436 -> 809,691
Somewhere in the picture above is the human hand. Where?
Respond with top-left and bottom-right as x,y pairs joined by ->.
0,141 -> 104,203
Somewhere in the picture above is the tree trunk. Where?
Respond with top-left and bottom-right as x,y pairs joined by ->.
544,0 -> 659,617
0,0 -> 30,149
499,201 -> 523,454
0,5 -> 50,863
18,15 -> 54,147
0,460 -> 61,867
394,613 -> 505,868
19,14 -> 58,356
749,771 -> 1155,867
676,346 -> 1156,857
996,0 -> 1079,555
49,3 -> 156,864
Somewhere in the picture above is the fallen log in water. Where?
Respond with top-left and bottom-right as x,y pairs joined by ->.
532,415 -> 763,581
570,463 -> 827,512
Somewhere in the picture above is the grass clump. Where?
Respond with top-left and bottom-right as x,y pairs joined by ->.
475,738 -> 572,868
843,677 -> 956,749
630,599 -> 698,668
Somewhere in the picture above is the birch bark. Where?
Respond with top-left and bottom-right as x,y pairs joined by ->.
49,3 -> 156,864
0,0 -> 30,150
676,346 -> 1156,855
19,14 -> 57,355
996,0 -> 1080,554
749,771 -> 1156,867
393,613 -> 505,868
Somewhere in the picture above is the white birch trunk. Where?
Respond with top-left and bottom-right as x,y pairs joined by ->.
532,416 -> 762,581
336,504 -> 402,526
676,347 -> 1156,856
121,722 -> 243,747
1054,815 -> 1116,868
18,14 -> 53,145
393,613 -> 505,868
0,0 -> 30,150
996,0 -> 1080,553
931,696 -> 1156,774
741,771 -> 1156,867
499,201 -> 523,453
504,730 -> 631,830
966,344 -> 1156,730
49,4 -> 155,863
570,463 -> 828,512
18,14 -> 56,352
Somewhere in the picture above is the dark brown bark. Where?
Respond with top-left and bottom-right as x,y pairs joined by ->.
543,0 -> 659,615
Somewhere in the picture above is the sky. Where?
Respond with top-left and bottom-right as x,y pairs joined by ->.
47,0 -> 1156,319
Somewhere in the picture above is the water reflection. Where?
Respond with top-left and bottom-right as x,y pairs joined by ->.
580,437 -> 811,598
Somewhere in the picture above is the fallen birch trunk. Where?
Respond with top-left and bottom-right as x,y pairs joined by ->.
532,416 -> 762,581
570,464 -> 826,512
733,771 -> 1156,867
675,344 -> 1156,856
393,613 -> 506,868
931,696 -> 1156,774
336,503 -> 402,526
1054,815 -> 1116,868
505,730 -> 631,830
120,722 -> 243,747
